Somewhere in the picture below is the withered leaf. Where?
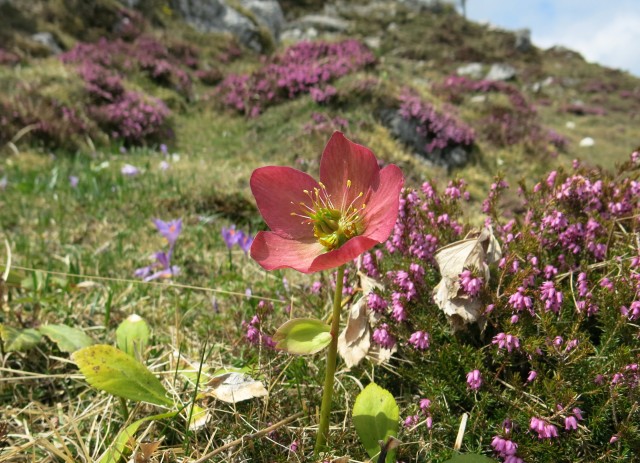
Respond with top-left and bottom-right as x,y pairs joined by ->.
337,297 -> 371,368
205,372 -> 268,403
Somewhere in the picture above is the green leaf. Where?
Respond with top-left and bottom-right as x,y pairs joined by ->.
72,345 -> 173,407
272,318 -> 332,355
39,324 -> 94,353
353,383 -> 399,463
0,266 -> 23,286
443,454 -> 498,463
0,324 -> 42,352
97,411 -> 177,463
116,314 -> 150,358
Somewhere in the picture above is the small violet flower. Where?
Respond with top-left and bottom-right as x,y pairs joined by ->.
154,218 -> 182,249
121,164 -> 140,176
69,175 -> 79,188
372,323 -> 396,349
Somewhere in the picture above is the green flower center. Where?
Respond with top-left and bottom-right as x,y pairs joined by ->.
292,180 -> 366,251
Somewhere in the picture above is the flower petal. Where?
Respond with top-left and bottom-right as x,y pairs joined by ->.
309,235 -> 379,272
319,132 -> 381,209
250,166 -> 319,239
362,164 -> 404,242
251,231 -> 325,273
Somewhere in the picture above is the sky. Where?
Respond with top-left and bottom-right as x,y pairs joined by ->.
465,0 -> 640,77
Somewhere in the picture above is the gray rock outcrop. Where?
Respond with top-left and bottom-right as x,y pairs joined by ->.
170,0 -> 284,53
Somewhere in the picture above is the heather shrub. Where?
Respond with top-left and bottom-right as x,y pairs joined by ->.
89,90 -> 171,145
216,39 -> 376,117
358,154 -> 640,461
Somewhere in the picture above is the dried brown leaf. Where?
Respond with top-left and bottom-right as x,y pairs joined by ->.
205,372 -> 268,403
338,297 -> 371,368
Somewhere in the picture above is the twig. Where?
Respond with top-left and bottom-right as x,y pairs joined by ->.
189,409 -> 306,463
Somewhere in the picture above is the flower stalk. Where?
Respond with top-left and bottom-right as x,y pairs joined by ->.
315,264 -> 345,455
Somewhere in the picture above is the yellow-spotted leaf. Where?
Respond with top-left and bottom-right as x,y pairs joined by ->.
273,318 -> 332,355
72,345 -> 173,407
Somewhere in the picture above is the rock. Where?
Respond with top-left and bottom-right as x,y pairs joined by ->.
170,0 -> 284,53
364,36 -> 381,50
485,63 -> 517,81
579,137 -> 595,147
470,95 -> 486,103
380,109 -> 471,170
457,62 -> 483,79
31,32 -> 62,54
291,14 -> 350,33
514,28 -> 531,52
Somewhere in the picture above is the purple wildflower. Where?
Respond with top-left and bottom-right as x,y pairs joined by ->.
69,175 -> 79,188
121,164 -> 140,176
372,323 -> 396,349
153,218 -> 182,248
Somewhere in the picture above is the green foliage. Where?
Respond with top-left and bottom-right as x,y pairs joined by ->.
116,314 -> 150,358
0,325 -> 42,351
272,318 -> 332,355
38,324 -> 94,352
444,454 -> 497,463
353,383 -> 399,463
72,344 -> 173,407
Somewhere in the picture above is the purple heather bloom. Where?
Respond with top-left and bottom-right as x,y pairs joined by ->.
403,414 -> 419,428
526,370 -> 537,383
530,417 -> 558,439
408,331 -> 430,350
121,163 -> 140,176
69,175 -> 79,188
564,415 -> 578,431
153,218 -> 182,248
610,434 -> 619,444
419,398 -> 431,412
466,369 -> 483,390
459,269 -> 483,297
372,323 -> 396,349
289,440 -> 298,452
573,407 -> 584,421
492,332 -> 520,352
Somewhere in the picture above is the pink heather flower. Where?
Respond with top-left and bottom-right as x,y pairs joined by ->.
610,434 -> 619,443
564,415 -> 578,431
553,336 -> 563,347
289,440 -> 299,452
367,292 -> 388,312
621,301 -> 640,321
572,407 -> 584,421
492,332 -> 520,352
121,163 -> 140,176
459,269 -> 483,298
425,415 -> 433,429
408,331 -> 430,350
504,457 -> 524,463
526,370 -> 537,383
250,132 -> 404,273
530,417 -> 559,439
540,280 -> 563,313
466,369 -> 483,390
419,398 -> 431,411
372,323 -> 396,349
509,287 -> 533,313
403,414 -> 419,427
310,281 -> 322,294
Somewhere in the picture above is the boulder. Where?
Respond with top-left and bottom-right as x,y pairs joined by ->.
292,14 -> 350,33
31,32 -> 62,54
457,62 -> 483,79
170,0 -> 284,53
485,63 -> 516,81
380,109 -> 471,170
514,28 -> 531,52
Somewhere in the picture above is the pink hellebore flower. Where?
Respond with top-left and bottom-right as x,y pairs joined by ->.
250,132 -> 404,273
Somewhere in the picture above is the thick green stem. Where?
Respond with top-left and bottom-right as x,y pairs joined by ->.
314,264 -> 345,456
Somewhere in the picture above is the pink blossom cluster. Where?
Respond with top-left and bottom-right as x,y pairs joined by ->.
217,40 -> 375,117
